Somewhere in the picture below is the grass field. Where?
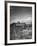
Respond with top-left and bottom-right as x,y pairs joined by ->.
10,23 -> 32,40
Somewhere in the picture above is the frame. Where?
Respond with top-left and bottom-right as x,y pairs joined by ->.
5,1 -> 36,45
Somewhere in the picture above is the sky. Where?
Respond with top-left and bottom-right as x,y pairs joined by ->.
10,6 -> 32,24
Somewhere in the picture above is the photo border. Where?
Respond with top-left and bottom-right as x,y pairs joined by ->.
5,1 -> 36,45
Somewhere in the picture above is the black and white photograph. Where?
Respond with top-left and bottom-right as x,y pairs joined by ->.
5,1 -> 36,45
10,6 -> 32,40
